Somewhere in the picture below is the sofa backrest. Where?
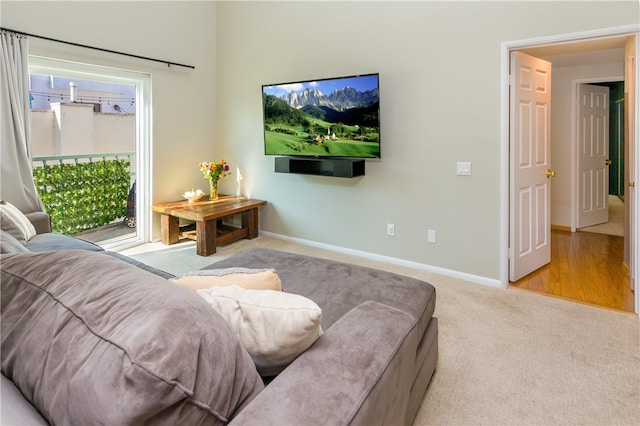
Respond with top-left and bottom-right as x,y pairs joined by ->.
1,250 -> 265,425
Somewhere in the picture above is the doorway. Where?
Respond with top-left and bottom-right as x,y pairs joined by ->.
501,26 -> 639,315
591,81 -> 626,202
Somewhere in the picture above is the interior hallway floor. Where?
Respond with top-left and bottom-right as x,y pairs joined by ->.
511,195 -> 634,313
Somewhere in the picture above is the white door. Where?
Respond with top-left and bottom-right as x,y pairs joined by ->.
509,51 -> 553,282
577,84 -> 610,228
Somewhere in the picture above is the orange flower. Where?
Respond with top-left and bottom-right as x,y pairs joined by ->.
199,160 -> 231,182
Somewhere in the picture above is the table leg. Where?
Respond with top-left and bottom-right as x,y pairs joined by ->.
243,208 -> 260,239
161,214 -> 179,245
196,219 -> 217,256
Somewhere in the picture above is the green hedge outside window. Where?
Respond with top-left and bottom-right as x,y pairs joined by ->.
33,160 -> 131,235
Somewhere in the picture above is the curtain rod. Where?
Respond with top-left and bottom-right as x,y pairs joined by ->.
1,27 -> 195,70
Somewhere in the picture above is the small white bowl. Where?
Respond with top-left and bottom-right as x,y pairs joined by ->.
182,193 -> 204,203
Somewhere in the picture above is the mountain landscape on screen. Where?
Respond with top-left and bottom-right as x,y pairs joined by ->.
262,74 -> 380,158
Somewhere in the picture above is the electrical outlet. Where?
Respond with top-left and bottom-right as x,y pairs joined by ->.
387,223 -> 395,236
427,229 -> 437,243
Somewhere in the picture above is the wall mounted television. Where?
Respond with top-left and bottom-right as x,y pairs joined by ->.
262,73 -> 380,158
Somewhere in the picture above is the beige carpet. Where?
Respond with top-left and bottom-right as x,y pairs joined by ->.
121,236 -> 640,425
579,195 -> 624,237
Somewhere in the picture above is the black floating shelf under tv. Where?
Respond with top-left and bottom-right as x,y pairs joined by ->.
274,157 -> 365,178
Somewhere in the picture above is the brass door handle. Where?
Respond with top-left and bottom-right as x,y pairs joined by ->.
630,182 -> 636,188
546,169 -> 556,178
605,159 -> 612,166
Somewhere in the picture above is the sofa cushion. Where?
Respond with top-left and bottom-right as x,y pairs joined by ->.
102,251 -> 175,279
171,268 -> 282,291
24,211 -> 52,234
25,232 -> 104,252
0,230 -> 30,254
197,285 -> 323,377
1,250 -> 264,426
0,200 -> 36,244
207,248 -> 437,338
228,301 -> 419,426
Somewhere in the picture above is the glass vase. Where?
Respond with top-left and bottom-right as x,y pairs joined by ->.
209,179 -> 218,201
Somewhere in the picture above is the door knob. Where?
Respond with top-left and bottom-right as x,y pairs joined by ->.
630,182 -> 636,188
546,169 -> 556,178
605,159 -> 612,166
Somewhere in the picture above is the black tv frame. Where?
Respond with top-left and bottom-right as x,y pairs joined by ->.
261,73 -> 380,161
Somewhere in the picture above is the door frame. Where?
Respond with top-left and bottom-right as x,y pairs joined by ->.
572,78 -> 621,232
500,25 -> 640,315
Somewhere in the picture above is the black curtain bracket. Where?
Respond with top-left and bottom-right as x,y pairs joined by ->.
1,27 -> 195,70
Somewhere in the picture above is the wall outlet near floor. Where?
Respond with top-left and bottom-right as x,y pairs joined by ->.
427,229 -> 437,243
387,223 -> 395,236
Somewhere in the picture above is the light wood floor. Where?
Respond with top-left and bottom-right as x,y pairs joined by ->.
510,230 -> 634,313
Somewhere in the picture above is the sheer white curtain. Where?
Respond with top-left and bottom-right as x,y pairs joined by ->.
1,30 -> 44,213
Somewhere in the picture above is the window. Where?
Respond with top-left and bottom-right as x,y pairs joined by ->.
29,56 -> 151,249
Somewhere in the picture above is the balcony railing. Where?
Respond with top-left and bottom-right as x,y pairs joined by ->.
32,151 -> 136,178
31,152 -> 136,235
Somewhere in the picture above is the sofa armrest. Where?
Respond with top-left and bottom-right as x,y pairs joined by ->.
25,211 -> 52,234
230,301 -> 418,426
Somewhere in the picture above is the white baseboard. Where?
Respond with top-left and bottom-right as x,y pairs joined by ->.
259,231 -> 503,289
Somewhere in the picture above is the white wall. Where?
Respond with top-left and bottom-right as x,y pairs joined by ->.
94,113 -> 135,154
30,110 -> 56,157
30,109 -> 135,156
215,1 -> 639,280
51,103 -> 94,155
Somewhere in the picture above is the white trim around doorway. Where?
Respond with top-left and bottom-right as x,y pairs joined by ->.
500,24 -> 640,316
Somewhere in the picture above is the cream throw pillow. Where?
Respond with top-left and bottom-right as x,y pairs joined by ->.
196,285 -> 323,376
170,268 -> 282,292
0,200 -> 37,244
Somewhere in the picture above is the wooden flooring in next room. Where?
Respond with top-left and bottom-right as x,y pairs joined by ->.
510,229 -> 633,313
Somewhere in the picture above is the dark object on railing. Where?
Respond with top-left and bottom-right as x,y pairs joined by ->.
124,181 -> 136,229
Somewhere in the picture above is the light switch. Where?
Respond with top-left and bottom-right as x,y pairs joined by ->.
456,161 -> 472,176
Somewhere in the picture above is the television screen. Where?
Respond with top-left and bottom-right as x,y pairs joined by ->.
262,73 -> 380,158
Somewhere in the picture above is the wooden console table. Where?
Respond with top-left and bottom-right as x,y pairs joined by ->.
152,195 -> 267,256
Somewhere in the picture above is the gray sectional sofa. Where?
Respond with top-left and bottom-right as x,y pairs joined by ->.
2,210 -> 174,278
1,213 -> 438,425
